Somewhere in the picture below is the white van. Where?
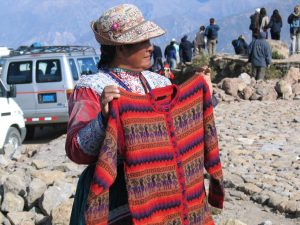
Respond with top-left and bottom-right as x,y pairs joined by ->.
0,79 -> 26,153
1,46 -> 99,138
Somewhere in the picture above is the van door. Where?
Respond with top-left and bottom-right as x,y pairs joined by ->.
35,59 -> 67,122
6,61 -> 35,118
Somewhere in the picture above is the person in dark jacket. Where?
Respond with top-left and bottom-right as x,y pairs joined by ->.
232,35 -> 248,55
205,18 -> 220,56
287,5 -> 300,55
248,32 -> 272,80
151,45 -> 163,72
249,8 -> 261,39
164,40 -> 177,69
268,9 -> 283,40
179,35 -> 193,64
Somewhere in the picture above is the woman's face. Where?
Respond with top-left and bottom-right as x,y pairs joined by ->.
121,40 -> 153,71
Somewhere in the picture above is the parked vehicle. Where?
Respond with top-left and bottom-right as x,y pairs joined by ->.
0,79 -> 26,153
1,45 -> 99,138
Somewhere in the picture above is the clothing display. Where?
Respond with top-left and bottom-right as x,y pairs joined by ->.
66,69 -> 171,224
85,75 -> 224,225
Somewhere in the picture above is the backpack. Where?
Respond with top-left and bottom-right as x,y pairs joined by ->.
207,26 -> 217,40
290,17 -> 300,35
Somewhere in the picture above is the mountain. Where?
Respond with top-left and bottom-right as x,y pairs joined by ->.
0,0 -> 298,53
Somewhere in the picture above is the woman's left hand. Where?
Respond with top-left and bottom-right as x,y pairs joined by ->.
195,66 -> 213,96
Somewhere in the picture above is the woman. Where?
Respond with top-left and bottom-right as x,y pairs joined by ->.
259,8 -> 269,39
268,9 -> 283,40
66,4 -> 222,225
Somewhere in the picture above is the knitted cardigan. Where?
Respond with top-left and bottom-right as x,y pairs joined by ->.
85,75 -> 224,225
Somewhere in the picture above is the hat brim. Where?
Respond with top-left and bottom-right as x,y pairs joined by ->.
91,20 -> 165,45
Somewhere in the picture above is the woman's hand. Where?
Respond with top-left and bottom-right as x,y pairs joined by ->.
195,66 -> 213,96
100,85 -> 120,118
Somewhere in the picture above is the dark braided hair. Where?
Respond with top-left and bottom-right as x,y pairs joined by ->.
97,45 -> 116,69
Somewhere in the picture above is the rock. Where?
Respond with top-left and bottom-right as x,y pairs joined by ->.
292,83 -> 300,95
275,80 -> 293,99
259,220 -> 273,225
51,198 -> 73,225
1,192 -> 24,213
31,170 -> 66,186
238,183 -> 262,195
0,212 -> 5,223
6,211 -> 35,225
267,194 -> 289,210
223,172 -> 244,188
224,218 -> 248,225
284,66 -> 300,85
238,73 -> 252,85
267,39 -> 289,59
241,86 -> 253,100
26,178 -> 47,206
284,200 -> 300,215
31,159 -> 49,169
221,78 -> 240,97
0,155 -> 11,166
3,174 -> 27,197
40,186 -> 69,216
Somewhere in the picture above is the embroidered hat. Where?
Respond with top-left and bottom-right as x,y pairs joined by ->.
91,4 -> 165,45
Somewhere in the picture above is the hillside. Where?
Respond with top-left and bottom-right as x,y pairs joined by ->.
0,0 -> 298,52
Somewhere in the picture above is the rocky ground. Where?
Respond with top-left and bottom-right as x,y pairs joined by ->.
0,100 -> 299,225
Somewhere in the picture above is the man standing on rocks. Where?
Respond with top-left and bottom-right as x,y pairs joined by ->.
205,18 -> 220,57
287,5 -> 300,55
248,32 -> 272,80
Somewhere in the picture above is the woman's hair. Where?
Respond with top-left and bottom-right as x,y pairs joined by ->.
98,45 -> 116,69
271,9 -> 282,23
259,8 -> 267,26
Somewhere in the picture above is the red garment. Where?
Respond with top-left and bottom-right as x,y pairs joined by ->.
85,75 -> 224,225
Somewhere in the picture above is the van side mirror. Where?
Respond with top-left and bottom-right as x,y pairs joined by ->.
8,84 -> 16,98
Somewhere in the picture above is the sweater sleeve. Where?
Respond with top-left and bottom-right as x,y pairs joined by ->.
85,99 -> 122,224
65,87 -> 106,164
202,77 -> 225,209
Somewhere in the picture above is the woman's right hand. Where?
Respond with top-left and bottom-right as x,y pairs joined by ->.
100,85 -> 120,118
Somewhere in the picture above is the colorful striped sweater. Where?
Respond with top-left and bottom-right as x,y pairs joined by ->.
85,75 -> 224,225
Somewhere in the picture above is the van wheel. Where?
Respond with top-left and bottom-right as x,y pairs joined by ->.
4,127 -> 21,152
25,126 -> 35,140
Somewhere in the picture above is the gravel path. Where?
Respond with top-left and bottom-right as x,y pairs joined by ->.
212,100 -> 300,225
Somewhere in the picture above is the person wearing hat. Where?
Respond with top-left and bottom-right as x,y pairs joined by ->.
288,5 -> 300,55
66,4 -> 220,225
249,8 -> 261,39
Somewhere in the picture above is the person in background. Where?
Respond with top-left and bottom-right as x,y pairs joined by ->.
151,44 -> 163,72
194,25 -> 207,55
164,39 -> 177,69
232,35 -> 248,55
172,38 -> 181,64
248,32 -> 272,80
205,18 -> 220,57
249,8 -> 261,39
268,9 -> 283,40
179,35 -> 194,64
66,3 -> 218,225
287,5 -> 300,55
259,8 -> 269,39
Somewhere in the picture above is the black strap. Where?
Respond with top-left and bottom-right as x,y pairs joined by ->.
139,73 -> 152,94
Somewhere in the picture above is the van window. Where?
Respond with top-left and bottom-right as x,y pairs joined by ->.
36,59 -> 62,83
68,59 -> 79,80
7,61 -> 32,84
77,58 -> 97,75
